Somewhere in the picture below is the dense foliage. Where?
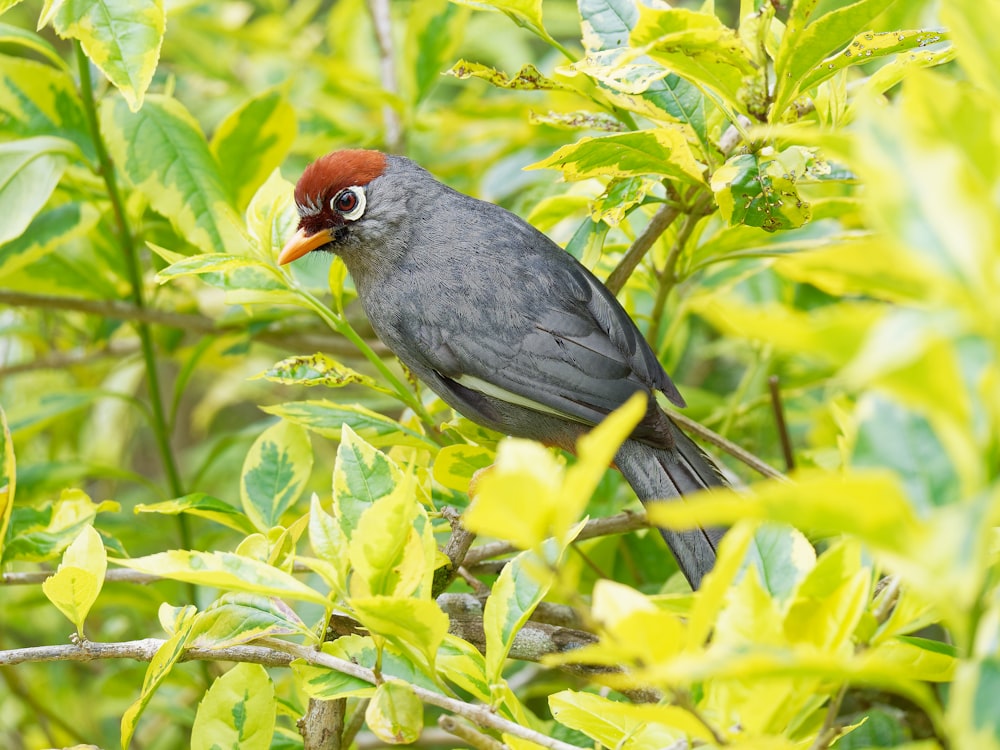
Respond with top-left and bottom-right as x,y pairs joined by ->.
0,0 -> 997,748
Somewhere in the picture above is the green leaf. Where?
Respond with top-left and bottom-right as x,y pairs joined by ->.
41,525 -> 106,636
257,352 -> 383,391
240,420 -> 313,532
351,597 -> 449,674
0,203 -> 101,282
191,663 -> 275,750
446,60 -> 573,91
0,405 -> 14,562
307,494 -> 349,597
937,657 -> 1000,747
483,538 -> 570,686
0,23 -> 68,69
710,148 -> 814,231
771,0 -> 904,116
188,593 -> 316,649
113,549 -> 329,606
630,5 -> 756,113
744,523 -> 815,601
333,423 -> 408,539
244,168 -> 297,261
529,128 -> 705,185
347,474 -> 426,599
99,95 -> 244,254
134,493 -> 257,535
578,0 -> 708,142
450,0 -> 564,52
2,488 -> 118,564
53,0 -> 165,112
798,29 -> 950,95
262,400 -> 432,449
210,89 -> 296,211
0,135 -> 79,245
0,54 -> 92,157
365,681 -> 423,745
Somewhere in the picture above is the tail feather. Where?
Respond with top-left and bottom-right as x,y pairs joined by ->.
614,419 -> 726,589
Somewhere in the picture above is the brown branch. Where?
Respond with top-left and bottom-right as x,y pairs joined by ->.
0,638 -> 293,668
299,698 -> 345,750
667,410 -> 786,481
605,203 -> 682,294
768,374 -> 796,471
438,716 -> 507,750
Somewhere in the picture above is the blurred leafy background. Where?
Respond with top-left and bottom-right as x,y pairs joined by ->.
1,0 -> 998,748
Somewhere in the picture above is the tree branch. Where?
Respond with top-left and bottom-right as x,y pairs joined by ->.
0,289 -> 382,358
262,639 -> 588,750
605,203 -> 682,294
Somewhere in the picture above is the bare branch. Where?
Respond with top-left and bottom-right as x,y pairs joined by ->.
0,289 -> 383,358
0,638 -> 293,668
263,639 -> 588,750
299,698 -> 345,750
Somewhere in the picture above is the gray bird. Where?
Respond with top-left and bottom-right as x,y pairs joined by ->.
279,149 -> 725,588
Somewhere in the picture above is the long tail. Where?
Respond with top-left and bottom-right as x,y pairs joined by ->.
614,419 -> 726,589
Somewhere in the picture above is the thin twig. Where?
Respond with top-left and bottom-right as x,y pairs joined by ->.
768,375 -> 795,471
438,715 -> 507,750
667,410 -> 786,481
263,639 -> 587,750
808,685 -> 849,750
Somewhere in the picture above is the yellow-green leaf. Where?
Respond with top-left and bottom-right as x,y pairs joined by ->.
446,60 -> 573,90
54,0 -> 165,112
0,135 -> 79,245
121,617 -> 195,749
257,352 -> 383,391
191,663 -> 275,750
210,89 -> 296,210
365,681 -> 423,745
240,420 -> 313,532
550,690 -> 712,747
41,525 -> 106,635
188,593 -> 316,649
113,550 -> 329,606
0,405 -> 14,561
529,128 -> 705,185
100,95 -> 244,254
262,400 -> 432,449
431,443 -> 495,493
134,493 -> 256,534
351,597 -> 449,674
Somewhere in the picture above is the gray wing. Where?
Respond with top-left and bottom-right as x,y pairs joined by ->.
407,255 -> 685,430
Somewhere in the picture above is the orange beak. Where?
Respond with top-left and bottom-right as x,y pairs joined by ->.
277,227 -> 335,265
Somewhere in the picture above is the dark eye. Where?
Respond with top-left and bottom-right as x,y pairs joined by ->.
334,190 -> 357,212
331,186 -> 366,220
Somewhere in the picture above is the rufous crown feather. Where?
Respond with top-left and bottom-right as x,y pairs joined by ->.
294,149 -> 388,214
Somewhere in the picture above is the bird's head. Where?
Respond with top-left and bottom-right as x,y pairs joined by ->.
277,149 -> 393,265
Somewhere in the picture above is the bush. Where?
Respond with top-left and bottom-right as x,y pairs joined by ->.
1,0 -> 996,748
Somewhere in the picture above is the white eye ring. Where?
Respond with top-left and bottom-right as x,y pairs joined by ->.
331,186 -> 366,221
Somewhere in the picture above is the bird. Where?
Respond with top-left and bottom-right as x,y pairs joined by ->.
278,149 -> 725,589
